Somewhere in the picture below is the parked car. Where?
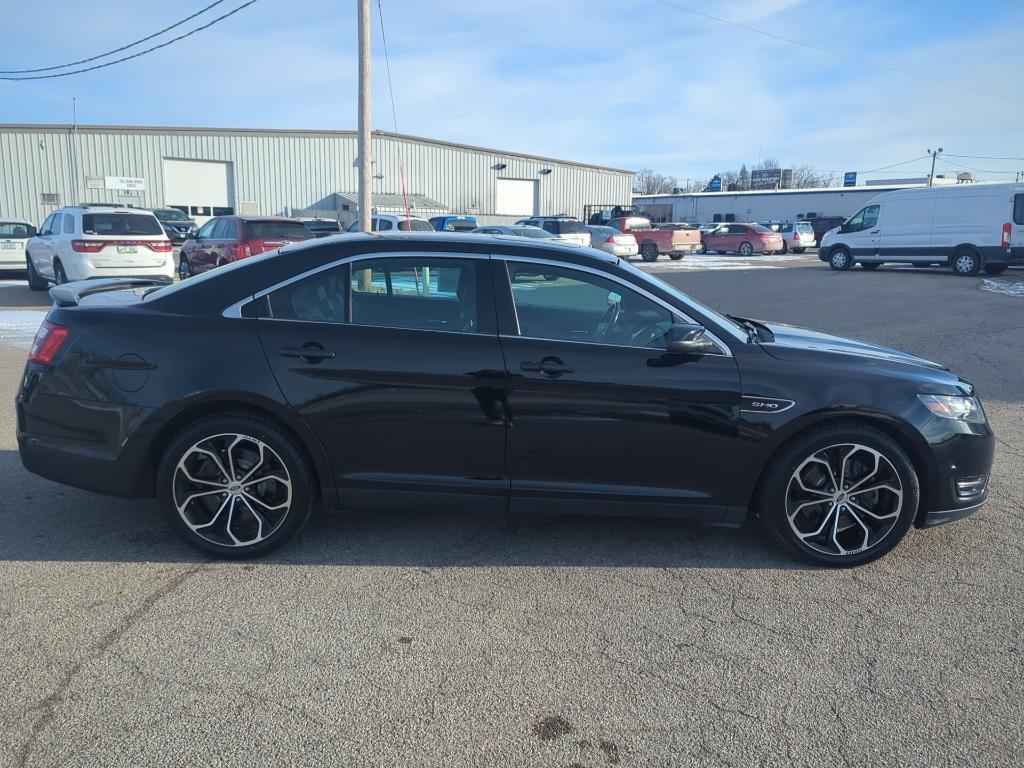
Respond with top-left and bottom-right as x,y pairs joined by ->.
24,205 -> 174,290
607,216 -> 701,262
819,183 -> 1024,275
0,218 -> 37,271
345,215 -> 435,232
762,221 -> 816,253
178,216 -> 314,279
586,224 -> 639,259
298,218 -> 342,237
152,208 -> 198,244
429,215 -> 478,232
18,233 -> 994,567
702,223 -> 784,256
517,217 -> 591,247
801,215 -> 846,244
472,225 -> 557,239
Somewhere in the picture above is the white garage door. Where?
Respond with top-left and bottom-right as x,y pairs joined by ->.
495,179 -> 537,216
163,159 -> 234,219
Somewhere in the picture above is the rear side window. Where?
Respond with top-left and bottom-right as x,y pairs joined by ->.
222,219 -> 240,240
397,219 -> 434,232
350,257 -> 481,333
268,264 -> 349,324
1014,194 -> 1024,225
247,221 -> 312,240
63,214 -> 75,233
0,222 -> 36,238
82,213 -> 163,236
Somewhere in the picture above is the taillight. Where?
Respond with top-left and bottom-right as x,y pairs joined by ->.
244,244 -> 252,258
71,240 -> 105,253
605,235 -> 617,244
148,240 -> 173,252
1002,223 -> 1012,249
29,321 -> 70,365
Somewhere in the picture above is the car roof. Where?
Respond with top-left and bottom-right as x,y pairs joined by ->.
1,217 -> 33,224
64,206 -> 157,215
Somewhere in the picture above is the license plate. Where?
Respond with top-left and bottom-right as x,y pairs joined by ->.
0,242 -> 18,250
117,245 -> 138,254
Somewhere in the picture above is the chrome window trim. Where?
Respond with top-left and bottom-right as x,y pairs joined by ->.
496,254 -> 733,357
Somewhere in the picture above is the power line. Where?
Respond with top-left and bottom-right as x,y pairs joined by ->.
904,0 -> 1024,43
940,157 -> 1018,175
0,1 -> 228,74
1,1 -> 259,80
653,0 -> 1024,104
860,155 -> 933,174
946,153 -> 1024,161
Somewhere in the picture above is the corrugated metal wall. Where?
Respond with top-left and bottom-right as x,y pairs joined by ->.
0,125 -> 633,226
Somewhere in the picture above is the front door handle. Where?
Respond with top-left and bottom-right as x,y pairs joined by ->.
280,343 -> 335,363
521,358 -> 574,377
869,229 -> 880,234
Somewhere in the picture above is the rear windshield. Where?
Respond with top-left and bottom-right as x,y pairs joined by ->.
82,213 -> 163,236
621,217 -> 652,231
246,221 -> 314,240
512,227 -> 554,238
397,219 -> 434,232
304,220 -> 341,233
796,222 -> 814,233
553,220 -> 588,234
0,222 -> 36,238
588,226 -> 618,238
441,220 -> 477,232
154,209 -> 190,221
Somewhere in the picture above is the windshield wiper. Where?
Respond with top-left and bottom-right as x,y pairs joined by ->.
727,314 -> 775,343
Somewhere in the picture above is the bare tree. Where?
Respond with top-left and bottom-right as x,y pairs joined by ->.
634,168 -> 680,195
791,165 -> 840,188
753,157 -> 781,171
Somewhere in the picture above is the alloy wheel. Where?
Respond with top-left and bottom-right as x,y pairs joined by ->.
954,253 -> 977,275
172,433 -> 293,548
739,242 -> 753,256
831,251 -> 849,269
785,443 -> 903,557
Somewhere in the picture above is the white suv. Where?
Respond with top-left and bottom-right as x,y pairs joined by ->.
345,214 -> 435,232
25,206 -> 174,290
516,217 -> 591,247
0,218 -> 37,271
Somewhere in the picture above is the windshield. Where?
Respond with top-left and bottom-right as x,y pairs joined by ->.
155,209 -> 190,221
0,222 -> 36,238
82,213 -> 164,236
246,221 -> 314,240
621,217 -> 652,231
397,219 -> 434,232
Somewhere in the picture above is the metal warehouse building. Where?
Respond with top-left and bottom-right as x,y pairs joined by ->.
633,184 -> 938,225
0,123 -> 633,227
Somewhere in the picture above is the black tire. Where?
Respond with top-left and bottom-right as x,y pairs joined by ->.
828,247 -> 852,271
157,414 -> 316,559
640,243 -> 658,262
861,262 -> 881,270
26,254 -> 48,291
668,253 -> 684,261
738,241 -> 754,257
699,241 -> 708,254
756,423 -> 920,567
792,247 -> 805,254
53,260 -> 68,285
951,248 -> 981,276
178,255 -> 193,280
983,263 -> 1008,276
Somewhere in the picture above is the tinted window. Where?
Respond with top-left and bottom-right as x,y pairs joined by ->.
246,221 -> 313,240
82,213 -> 163,236
376,219 -> 393,231
438,219 -> 476,232
1014,194 -> 1024,226
506,261 -> 673,349
351,257 -> 480,333
397,219 -> 434,232
727,225 -> 747,234
196,220 -> 217,238
552,221 -> 586,234
269,264 -> 349,324
210,219 -> 229,239
221,219 -> 240,240
155,209 -> 190,221
541,221 -> 558,234
63,214 -> 75,234
0,222 -> 35,238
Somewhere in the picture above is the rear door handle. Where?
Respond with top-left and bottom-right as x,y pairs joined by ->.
280,343 -> 335,362
521,358 -> 574,377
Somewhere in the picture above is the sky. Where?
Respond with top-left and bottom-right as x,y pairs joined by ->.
2,0 -> 1023,184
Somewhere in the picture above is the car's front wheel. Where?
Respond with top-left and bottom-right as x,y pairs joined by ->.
756,424 -> 919,567
828,247 -> 852,271
157,415 -> 315,558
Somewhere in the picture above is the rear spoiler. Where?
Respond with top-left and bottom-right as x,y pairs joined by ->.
49,277 -> 174,307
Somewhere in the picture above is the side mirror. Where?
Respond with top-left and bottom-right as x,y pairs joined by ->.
665,323 -> 716,355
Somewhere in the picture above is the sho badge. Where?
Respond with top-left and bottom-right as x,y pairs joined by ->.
741,396 -> 796,414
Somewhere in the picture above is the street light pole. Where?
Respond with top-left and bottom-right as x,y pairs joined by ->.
927,147 -> 943,187
357,0 -> 372,232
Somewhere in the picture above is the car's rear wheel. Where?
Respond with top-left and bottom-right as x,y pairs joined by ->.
828,247 -> 852,271
756,424 -> 919,567
26,254 -> 48,291
861,262 -> 881,270
780,240 -> 789,254
699,241 -> 708,254
793,247 -> 805,254
53,259 -> 68,285
178,255 -> 193,279
951,248 -> 981,276
157,415 -> 315,559
640,243 -> 658,262
983,263 -> 1008,275
738,241 -> 754,257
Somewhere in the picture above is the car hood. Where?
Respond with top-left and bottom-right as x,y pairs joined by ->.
759,321 -> 946,371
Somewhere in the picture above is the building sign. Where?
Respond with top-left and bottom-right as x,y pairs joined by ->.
708,175 -> 722,192
750,168 -> 782,190
104,176 -> 146,192
85,176 -> 104,190
844,171 -> 857,187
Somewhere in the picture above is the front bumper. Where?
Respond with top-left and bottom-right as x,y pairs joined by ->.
916,419 -> 995,528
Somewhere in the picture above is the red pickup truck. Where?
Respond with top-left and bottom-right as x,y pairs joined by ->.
607,217 -> 702,262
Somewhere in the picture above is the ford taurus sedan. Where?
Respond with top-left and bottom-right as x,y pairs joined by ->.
17,234 -> 994,566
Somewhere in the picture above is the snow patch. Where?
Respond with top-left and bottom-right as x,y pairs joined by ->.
980,278 -> 1024,297
0,310 -> 46,348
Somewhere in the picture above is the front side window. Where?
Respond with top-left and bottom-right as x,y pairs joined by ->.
247,221 -> 312,240
40,214 -> 55,235
376,219 -> 393,231
210,219 -> 229,239
862,205 -> 880,229
196,220 -> 217,238
351,257 -> 480,333
845,205 -> 879,232
505,261 -> 674,349
1013,194 -> 1023,226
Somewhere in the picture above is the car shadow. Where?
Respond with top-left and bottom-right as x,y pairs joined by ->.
0,451 -> 808,570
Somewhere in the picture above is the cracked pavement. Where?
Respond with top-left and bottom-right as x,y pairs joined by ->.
0,263 -> 1021,767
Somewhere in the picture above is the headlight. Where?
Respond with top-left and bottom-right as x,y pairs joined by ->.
918,394 -> 986,423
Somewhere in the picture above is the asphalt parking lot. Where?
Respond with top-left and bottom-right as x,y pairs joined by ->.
1,256 -> 1022,767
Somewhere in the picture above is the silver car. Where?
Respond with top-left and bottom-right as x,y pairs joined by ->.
586,225 -> 639,259
472,225 -> 558,239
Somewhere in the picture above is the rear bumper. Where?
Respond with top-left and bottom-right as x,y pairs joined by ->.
64,258 -> 175,282
668,243 -> 702,253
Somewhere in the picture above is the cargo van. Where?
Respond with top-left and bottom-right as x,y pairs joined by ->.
819,183 -> 1024,276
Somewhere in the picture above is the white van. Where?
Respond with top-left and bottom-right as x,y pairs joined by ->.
819,183 -> 1024,276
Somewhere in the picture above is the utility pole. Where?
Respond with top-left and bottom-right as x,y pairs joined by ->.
927,147 -> 943,187
70,97 -> 80,205
357,0 -> 372,233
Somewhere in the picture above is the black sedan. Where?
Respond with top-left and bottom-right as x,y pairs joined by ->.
17,234 -> 994,565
